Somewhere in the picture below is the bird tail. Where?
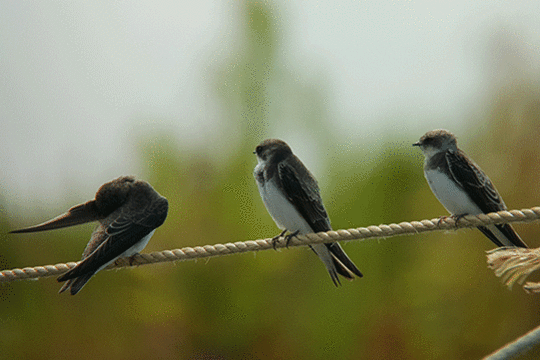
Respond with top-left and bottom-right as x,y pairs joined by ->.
477,224 -> 528,248
310,243 -> 362,286
327,242 -> 363,280
58,272 -> 95,295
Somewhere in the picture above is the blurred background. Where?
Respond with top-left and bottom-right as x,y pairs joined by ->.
2,1 -> 540,359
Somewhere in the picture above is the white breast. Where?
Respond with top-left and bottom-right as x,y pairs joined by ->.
424,169 -> 483,215
254,162 -> 336,272
96,229 -> 156,273
256,177 -> 313,235
122,229 -> 155,257
425,169 -> 520,246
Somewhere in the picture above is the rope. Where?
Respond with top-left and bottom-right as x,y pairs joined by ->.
2,206 -> 540,283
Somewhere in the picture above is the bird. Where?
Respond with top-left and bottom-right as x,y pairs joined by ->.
414,129 -> 527,248
10,175 -> 169,294
253,138 -> 362,285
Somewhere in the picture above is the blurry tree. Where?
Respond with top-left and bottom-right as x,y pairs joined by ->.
3,3 -> 540,360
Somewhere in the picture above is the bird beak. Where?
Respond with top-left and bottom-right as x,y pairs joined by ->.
412,142 -> 421,147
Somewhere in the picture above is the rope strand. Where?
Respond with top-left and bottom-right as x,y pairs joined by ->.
2,206 -> 540,283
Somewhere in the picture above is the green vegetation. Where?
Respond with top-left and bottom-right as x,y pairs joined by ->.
1,1 -> 540,359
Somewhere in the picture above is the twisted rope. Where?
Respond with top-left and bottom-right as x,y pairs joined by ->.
2,207 -> 540,283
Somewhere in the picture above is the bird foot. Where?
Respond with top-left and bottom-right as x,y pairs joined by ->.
284,230 -> 300,248
438,214 -> 468,227
113,255 -> 139,267
271,229 -> 300,249
271,229 -> 288,250
128,253 -> 140,266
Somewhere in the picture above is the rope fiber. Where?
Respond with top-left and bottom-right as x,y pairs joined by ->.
2,206 -> 540,283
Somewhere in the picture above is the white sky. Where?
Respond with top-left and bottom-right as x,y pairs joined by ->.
1,0 -> 540,213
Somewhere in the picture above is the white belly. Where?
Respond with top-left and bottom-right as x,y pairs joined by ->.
257,179 -> 313,235
256,175 -> 336,270
96,229 -> 156,273
254,162 -> 339,273
424,169 -> 483,215
122,229 -> 155,257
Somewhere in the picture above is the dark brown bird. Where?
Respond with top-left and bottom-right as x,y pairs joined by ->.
11,176 -> 169,294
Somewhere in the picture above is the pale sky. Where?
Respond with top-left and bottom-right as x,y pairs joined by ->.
2,0 -> 540,214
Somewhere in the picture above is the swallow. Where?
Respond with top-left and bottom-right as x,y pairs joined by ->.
11,175 -> 169,294
414,129 -> 527,248
254,139 -> 362,285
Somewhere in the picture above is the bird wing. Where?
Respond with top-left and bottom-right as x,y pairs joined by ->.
278,160 -> 331,232
10,202 -> 102,233
446,149 -> 526,247
445,149 -> 505,213
58,197 -> 168,281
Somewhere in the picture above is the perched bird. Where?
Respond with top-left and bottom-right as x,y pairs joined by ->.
414,129 -> 527,248
253,139 -> 362,285
11,176 -> 169,294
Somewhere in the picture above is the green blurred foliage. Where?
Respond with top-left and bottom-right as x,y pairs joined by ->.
2,1 -> 540,359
